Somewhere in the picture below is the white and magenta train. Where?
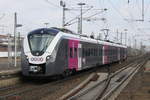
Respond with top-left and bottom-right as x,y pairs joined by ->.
21,27 -> 127,77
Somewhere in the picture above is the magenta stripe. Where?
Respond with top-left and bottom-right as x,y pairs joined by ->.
68,40 -> 79,70
104,45 -> 108,64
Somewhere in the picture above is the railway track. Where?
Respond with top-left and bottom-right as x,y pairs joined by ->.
0,55 -> 147,100
0,69 -> 21,89
62,56 -> 148,100
0,69 -> 21,80
0,67 -> 96,100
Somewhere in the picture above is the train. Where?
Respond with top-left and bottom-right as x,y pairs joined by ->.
21,27 -> 127,77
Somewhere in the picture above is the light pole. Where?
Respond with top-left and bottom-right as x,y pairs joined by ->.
128,0 -> 144,21
44,23 -> 49,28
60,0 -> 66,28
101,28 -> 109,40
78,2 -> 86,34
116,29 -> 119,43
142,0 -> 144,21
14,12 -> 17,67
124,29 -> 128,46
120,32 -> 123,44
7,33 -> 11,67
14,12 -> 22,67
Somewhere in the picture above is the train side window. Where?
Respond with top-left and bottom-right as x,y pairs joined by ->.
65,45 -> 68,57
91,48 -> 93,56
88,48 -> 90,56
99,48 -> 101,56
96,48 -> 98,56
82,48 -> 84,57
85,48 -> 88,57
93,48 -> 94,56
95,48 -> 97,56
83,48 -> 85,57
74,48 -> 77,58
94,48 -> 96,56
70,48 -> 73,58
101,48 -> 102,56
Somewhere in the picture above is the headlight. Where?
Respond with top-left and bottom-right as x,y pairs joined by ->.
46,55 -> 54,62
25,55 -> 29,60
46,55 -> 51,61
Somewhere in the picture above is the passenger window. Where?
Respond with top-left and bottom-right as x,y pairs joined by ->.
94,49 -> 96,56
65,45 -> 67,57
86,49 -> 88,57
88,48 -> 90,56
70,48 -> 73,58
74,48 -> 77,58
96,48 -> 98,56
90,48 -> 92,56
91,48 -> 93,56
82,48 -> 84,57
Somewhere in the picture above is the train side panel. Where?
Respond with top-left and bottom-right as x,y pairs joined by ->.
47,39 -> 68,75
80,41 -> 103,69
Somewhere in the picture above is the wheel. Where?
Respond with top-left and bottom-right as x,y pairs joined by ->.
62,69 -> 72,78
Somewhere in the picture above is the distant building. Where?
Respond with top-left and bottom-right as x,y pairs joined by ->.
0,34 -> 24,52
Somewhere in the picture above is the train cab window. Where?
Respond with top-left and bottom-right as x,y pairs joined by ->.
70,48 -> 73,58
74,48 -> 77,58
28,28 -> 59,56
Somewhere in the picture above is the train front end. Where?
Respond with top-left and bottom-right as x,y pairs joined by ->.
21,28 -> 60,77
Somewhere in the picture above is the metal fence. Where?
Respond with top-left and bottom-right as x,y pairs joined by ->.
0,33 -> 23,70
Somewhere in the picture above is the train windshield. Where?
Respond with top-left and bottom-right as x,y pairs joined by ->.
28,29 -> 59,55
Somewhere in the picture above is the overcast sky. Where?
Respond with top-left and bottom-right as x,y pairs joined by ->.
0,0 -> 150,48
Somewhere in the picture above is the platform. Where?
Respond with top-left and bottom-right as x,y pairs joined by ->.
0,57 -> 20,74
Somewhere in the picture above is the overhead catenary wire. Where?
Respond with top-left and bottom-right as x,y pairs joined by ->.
44,0 -> 61,8
126,1 -> 149,36
105,0 -> 148,47
64,6 -> 93,26
65,7 -> 107,26
107,0 -> 148,36
83,9 -> 107,20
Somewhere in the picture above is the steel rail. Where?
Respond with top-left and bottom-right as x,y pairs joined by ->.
100,59 -> 147,100
68,62 -> 137,100
0,66 -> 97,100
0,69 -> 21,80
67,56 -> 148,100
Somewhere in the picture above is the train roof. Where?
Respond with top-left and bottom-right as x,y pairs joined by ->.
27,27 -> 127,48
54,28 -> 127,48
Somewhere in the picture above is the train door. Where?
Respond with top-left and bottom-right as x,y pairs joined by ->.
78,43 -> 82,70
102,46 -> 105,64
103,45 -> 108,64
68,40 -> 79,70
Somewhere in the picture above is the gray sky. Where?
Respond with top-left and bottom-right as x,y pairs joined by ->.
0,0 -> 150,48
